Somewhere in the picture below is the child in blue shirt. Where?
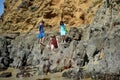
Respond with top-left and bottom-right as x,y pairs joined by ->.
37,20 -> 45,44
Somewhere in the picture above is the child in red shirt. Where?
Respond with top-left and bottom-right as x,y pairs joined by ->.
48,35 -> 59,50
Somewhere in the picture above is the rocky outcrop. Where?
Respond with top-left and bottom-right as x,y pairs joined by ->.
0,72 -> 12,78
0,27 -> 82,73
61,0 -> 120,79
84,0 -> 120,74
0,36 -> 13,69
0,0 -> 120,79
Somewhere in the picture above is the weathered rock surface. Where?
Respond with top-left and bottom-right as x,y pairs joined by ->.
62,0 -> 120,79
0,36 -> 13,69
0,72 -> 12,78
0,0 -> 103,33
0,0 -> 120,79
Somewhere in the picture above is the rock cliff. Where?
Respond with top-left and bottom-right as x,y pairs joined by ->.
0,0 -> 102,33
0,0 -> 120,79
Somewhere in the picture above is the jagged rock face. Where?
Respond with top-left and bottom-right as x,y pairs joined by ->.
0,0 -> 120,79
0,0 -> 103,33
80,0 -> 120,74
0,37 -> 13,69
62,0 -> 120,78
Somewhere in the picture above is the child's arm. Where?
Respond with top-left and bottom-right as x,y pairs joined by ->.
56,38 -> 59,47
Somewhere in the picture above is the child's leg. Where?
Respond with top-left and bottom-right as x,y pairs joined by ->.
41,37 -> 45,43
40,38 -> 42,43
62,35 -> 65,43
50,44 -> 54,50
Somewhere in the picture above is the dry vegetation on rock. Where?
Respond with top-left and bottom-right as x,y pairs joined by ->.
0,0 -> 103,33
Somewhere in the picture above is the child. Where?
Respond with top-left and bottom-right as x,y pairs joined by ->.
48,35 -> 59,50
59,21 -> 67,43
37,20 -> 45,45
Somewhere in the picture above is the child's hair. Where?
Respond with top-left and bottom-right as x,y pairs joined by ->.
51,34 -> 56,38
40,20 -> 44,24
60,21 -> 64,25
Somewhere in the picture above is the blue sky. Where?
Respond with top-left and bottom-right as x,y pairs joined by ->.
0,0 -> 5,16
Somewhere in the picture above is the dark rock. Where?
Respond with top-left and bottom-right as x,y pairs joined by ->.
29,5 -> 38,12
0,36 -> 8,57
36,78 -> 50,80
0,36 -> 11,69
62,70 -> 72,78
0,72 -> 12,78
65,36 -> 72,43
66,27 -> 82,41
0,64 -> 7,70
2,57 -> 12,67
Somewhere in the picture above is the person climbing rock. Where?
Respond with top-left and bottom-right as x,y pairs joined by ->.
47,35 -> 59,50
59,21 -> 67,43
37,20 -> 45,45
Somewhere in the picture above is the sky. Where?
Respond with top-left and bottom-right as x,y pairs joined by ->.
0,0 -> 5,16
